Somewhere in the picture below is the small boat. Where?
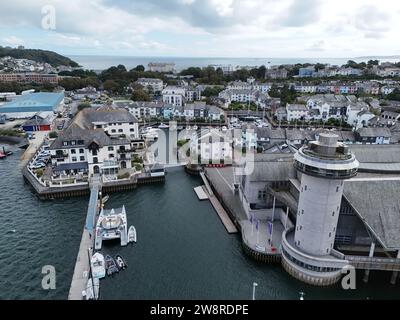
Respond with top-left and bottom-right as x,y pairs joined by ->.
0,152 -> 6,159
115,255 -> 128,270
158,123 -> 170,129
102,195 -> 110,204
90,253 -> 106,279
128,225 -> 137,243
5,151 -> 13,156
85,277 -> 100,300
105,255 -> 119,276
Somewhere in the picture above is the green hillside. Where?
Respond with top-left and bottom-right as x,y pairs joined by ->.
0,47 -> 79,67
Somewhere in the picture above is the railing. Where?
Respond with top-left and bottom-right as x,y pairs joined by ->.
346,255 -> 400,271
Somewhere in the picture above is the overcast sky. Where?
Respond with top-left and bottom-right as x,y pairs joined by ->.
0,0 -> 399,58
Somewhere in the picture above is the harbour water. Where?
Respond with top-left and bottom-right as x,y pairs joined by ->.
0,145 -> 399,300
68,55 -> 400,72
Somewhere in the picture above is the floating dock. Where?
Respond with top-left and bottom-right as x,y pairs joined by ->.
194,186 -> 209,200
207,192 -> 238,234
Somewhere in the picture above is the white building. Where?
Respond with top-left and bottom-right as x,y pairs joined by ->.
219,89 -> 256,104
286,104 -> 309,122
162,86 -> 186,107
114,101 -> 164,119
148,62 -> 175,73
49,123 -> 134,177
78,107 -> 139,140
190,129 -> 233,164
136,78 -> 164,92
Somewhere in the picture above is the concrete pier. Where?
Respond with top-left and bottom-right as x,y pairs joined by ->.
68,229 -> 93,300
68,177 -> 101,300
207,190 -> 238,234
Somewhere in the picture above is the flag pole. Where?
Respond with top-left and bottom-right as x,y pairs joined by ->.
284,207 -> 289,230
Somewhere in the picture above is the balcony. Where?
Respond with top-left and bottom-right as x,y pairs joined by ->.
117,155 -> 132,161
117,148 -> 135,154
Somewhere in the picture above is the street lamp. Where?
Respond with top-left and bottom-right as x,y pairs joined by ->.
252,282 -> 258,300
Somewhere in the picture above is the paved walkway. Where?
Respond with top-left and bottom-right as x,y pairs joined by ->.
68,229 -> 92,300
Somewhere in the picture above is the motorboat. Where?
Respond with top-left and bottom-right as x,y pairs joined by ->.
115,255 -> 128,270
94,206 -> 128,250
90,253 -> 106,279
105,255 -> 119,276
141,128 -> 159,141
85,277 -> 100,300
102,195 -> 110,204
128,225 -> 137,243
158,123 -> 170,129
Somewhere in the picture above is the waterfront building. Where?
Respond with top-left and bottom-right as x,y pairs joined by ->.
49,123 -> 133,177
281,133 -> 359,285
77,106 -> 139,141
22,113 -> 52,132
190,129 -> 233,165
230,135 -> 400,286
0,92 -> 64,118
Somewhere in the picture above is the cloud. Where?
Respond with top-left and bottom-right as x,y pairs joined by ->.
2,36 -> 24,46
0,0 -> 399,58
353,5 -> 391,38
278,0 -> 322,27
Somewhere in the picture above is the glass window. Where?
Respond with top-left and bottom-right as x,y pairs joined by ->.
80,156 -> 85,161
79,149 -> 84,154
71,149 -> 76,154
72,157 -> 77,162
108,147 -> 114,151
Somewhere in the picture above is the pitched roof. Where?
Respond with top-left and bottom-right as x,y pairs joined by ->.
344,180 -> 400,249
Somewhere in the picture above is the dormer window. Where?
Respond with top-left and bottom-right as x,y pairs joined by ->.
63,141 -> 68,146
71,140 -> 76,146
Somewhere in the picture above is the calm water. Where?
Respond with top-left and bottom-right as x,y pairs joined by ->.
0,145 -> 399,300
68,55 -> 400,72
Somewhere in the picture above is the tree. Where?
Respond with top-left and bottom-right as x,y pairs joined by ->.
387,88 -> 400,101
78,103 -> 91,111
131,89 -> 150,101
134,65 -> 145,72
103,80 -> 122,93
49,131 -> 58,139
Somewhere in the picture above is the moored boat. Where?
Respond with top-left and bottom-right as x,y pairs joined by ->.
105,254 -> 119,276
85,277 -> 100,300
128,225 -> 137,243
90,252 -> 106,279
115,255 -> 128,270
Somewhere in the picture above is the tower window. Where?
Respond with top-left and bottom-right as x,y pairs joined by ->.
336,186 -> 340,192
329,233 -> 332,238
332,212 -> 335,217
304,185 -> 307,191
302,210 -> 304,215
326,249 -> 329,253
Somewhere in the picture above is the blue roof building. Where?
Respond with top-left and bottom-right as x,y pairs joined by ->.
0,92 -> 64,118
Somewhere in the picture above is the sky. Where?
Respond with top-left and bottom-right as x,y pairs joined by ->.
0,0 -> 399,58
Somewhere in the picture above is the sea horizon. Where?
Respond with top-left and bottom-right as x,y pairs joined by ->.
67,54 -> 400,72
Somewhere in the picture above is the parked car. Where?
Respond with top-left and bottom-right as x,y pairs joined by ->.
30,163 -> 46,170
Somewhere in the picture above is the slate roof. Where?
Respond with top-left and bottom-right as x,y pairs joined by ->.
344,180 -> 400,249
